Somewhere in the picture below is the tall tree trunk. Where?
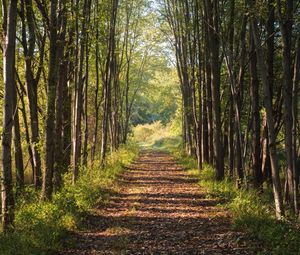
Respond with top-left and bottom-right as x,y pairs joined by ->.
262,0 -> 275,183
73,0 -> 89,182
91,26 -> 101,162
21,0 -> 42,189
100,0 -> 119,165
292,23 -> 300,216
250,26 -> 262,189
204,0 -> 224,179
251,17 -> 284,218
82,0 -> 92,167
62,19 -> 75,173
228,99 -> 234,176
202,63 -> 209,163
54,2 -> 67,190
205,45 -> 214,164
1,0 -> 18,232
42,0 -> 59,200
82,40 -> 89,167
224,12 -> 247,184
12,81 -> 24,192
276,0 -> 297,214
17,83 -> 35,180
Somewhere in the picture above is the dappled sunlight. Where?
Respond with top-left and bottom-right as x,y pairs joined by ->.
61,151 -> 255,255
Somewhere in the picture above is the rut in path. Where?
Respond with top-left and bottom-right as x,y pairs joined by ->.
62,150 -> 255,255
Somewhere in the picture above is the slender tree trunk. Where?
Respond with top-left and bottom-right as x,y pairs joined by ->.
250,27 -> 262,189
21,0 -> 42,189
205,51 -> 214,164
42,0 -> 59,200
54,2 -> 67,190
202,64 -> 209,163
205,0 -> 224,179
91,26 -> 101,162
262,0 -> 275,184
17,84 -> 35,179
292,24 -> 300,216
100,0 -> 119,165
73,0 -> 89,182
228,99 -> 234,177
12,81 -> 24,192
251,17 -> 284,218
62,20 -> 74,172
276,0 -> 297,213
82,46 -> 89,167
82,0 -> 92,166
1,0 -> 18,232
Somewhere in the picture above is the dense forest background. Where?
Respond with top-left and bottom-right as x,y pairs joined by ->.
0,0 -> 300,253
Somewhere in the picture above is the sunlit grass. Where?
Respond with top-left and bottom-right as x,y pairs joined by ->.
177,154 -> 300,255
0,143 -> 139,255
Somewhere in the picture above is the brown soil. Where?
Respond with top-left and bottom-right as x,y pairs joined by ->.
60,150 -> 256,255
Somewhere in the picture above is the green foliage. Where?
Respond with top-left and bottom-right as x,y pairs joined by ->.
177,154 -> 300,255
131,120 -> 181,150
0,144 -> 139,255
130,61 -> 181,126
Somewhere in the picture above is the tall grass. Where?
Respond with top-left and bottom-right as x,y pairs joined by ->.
0,143 -> 139,255
175,152 -> 300,255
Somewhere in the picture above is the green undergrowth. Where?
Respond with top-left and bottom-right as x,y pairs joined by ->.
174,151 -> 300,255
132,121 -> 182,150
0,143 -> 139,255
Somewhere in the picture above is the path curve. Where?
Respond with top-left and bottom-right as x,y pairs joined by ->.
61,150 -> 255,255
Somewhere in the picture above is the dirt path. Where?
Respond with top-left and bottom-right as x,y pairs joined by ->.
61,151 -> 255,255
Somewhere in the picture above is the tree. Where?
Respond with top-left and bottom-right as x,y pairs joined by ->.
250,12 -> 284,219
276,0 -> 298,214
42,0 -> 59,200
20,0 -> 44,189
204,0 -> 224,179
1,0 -> 18,232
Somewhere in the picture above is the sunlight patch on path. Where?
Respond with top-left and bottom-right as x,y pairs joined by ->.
60,150 -> 255,255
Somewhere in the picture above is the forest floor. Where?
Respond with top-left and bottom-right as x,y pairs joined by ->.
60,150 -> 258,255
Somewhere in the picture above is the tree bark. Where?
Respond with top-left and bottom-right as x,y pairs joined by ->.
251,17 -> 284,218
100,0 -> 119,165
73,0 -> 89,182
292,23 -> 300,216
250,26 -> 262,189
42,0 -> 59,200
1,0 -> 18,232
21,0 -> 43,189
204,0 -> 224,179
54,1 -> 67,190
12,80 -> 24,192
276,0 -> 297,214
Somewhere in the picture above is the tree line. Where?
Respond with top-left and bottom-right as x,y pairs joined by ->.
1,0 -> 149,232
163,0 -> 300,219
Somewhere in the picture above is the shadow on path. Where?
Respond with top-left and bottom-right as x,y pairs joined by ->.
60,151 -> 256,255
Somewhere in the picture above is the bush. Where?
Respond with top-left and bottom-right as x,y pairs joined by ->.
0,143 -> 139,255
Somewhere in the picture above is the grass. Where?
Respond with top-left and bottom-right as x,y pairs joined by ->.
175,152 -> 300,255
0,143 -> 139,255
